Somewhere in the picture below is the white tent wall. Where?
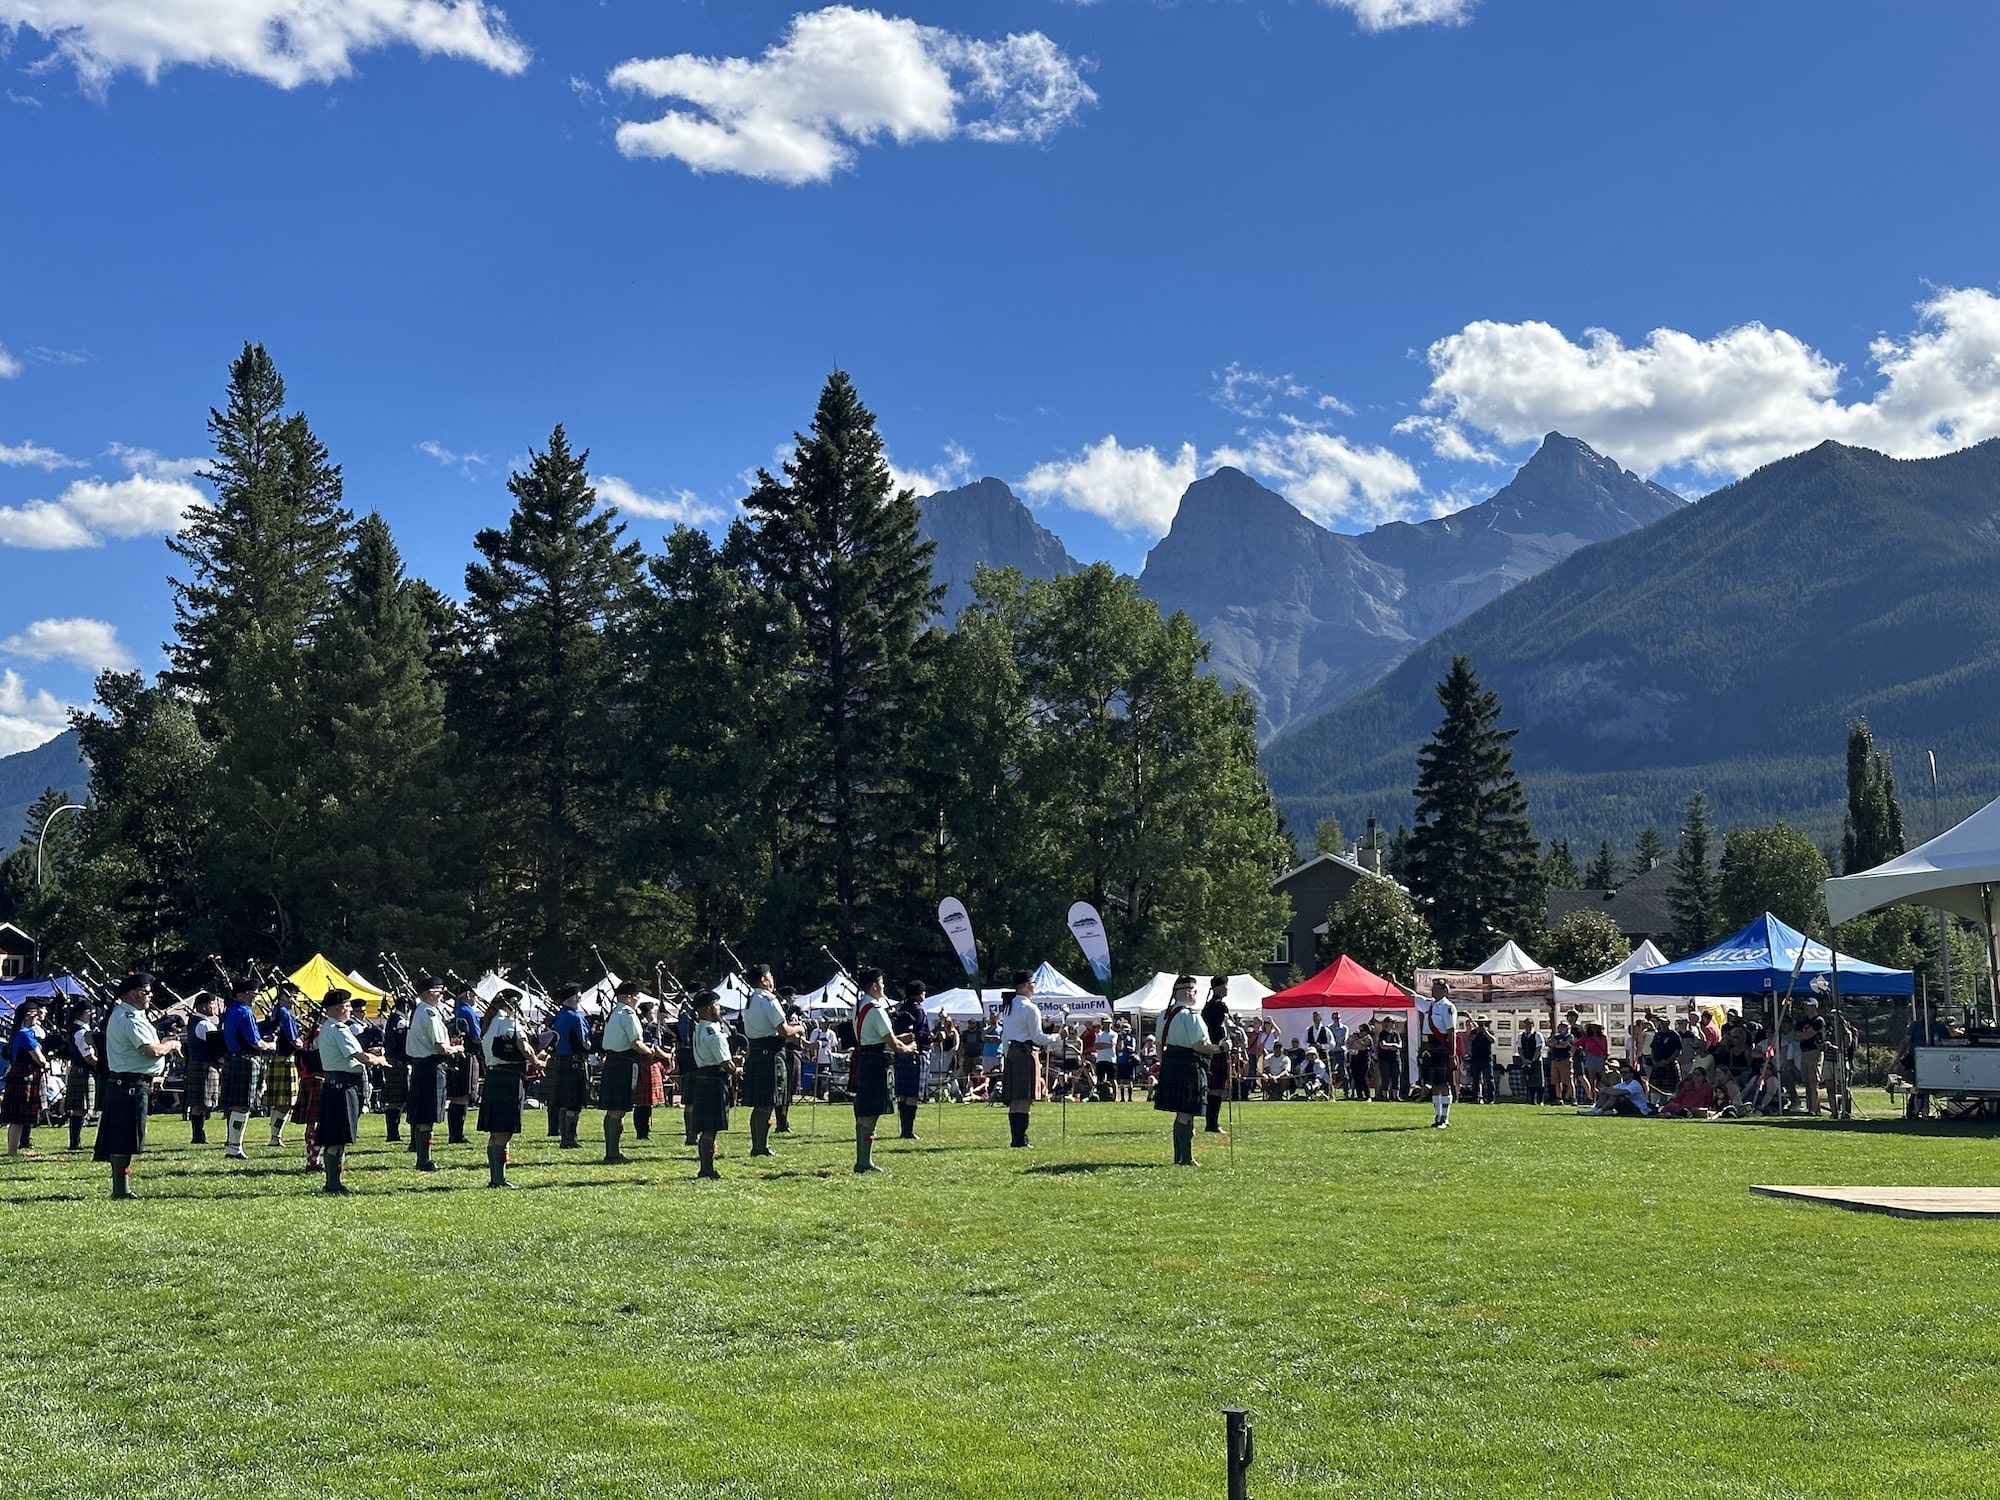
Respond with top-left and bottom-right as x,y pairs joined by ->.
1114,972 -> 1271,1019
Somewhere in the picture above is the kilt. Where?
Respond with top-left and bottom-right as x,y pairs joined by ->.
635,1059 -> 666,1110
1652,1059 -> 1682,1093
63,1063 -> 97,1116
1,1064 -> 46,1125
406,1057 -> 447,1127
317,1073 -> 363,1148
892,1051 -> 923,1100
476,1067 -> 525,1134
743,1040 -> 788,1109
784,1050 -> 803,1100
1418,1041 -> 1455,1088
376,1062 -> 409,1111
687,1066 -> 730,1133
218,1054 -> 262,1114
1001,1044 -> 1044,1107
184,1060 -> 221,1115
93,1074 -> 151,1159
598,1051 -> 639,1112
262,1054 -> 299,1111
294,1070 -> 323,1125
446,1050 -> 481,1102
850,1045 -> 893,1116
1207,1051 -> 1232,1092
544,1053 -> 590,1113
1153,1046 -> 1208,1115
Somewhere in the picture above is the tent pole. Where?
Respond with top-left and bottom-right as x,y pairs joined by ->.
1983,886 -> 2000,1031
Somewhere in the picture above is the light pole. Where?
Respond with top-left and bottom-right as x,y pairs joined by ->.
33,803 -> 84,891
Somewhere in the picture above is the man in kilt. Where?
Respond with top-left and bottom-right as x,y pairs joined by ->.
63,1004 -> 99,1153
447,987 -> 484,1144
1420,978 -> 1458,1129
315,990 -> 388,1196
598,980 -> 664,1165
478,991 -> 543,1188
741,965 -> 801,1160
688,991 -> 737,1179
262,987 -> 303,1148
1155,976 -> 1218,1167
95,973 -> 180,1200
674,992 -> 700,1146
3,996 -> 52,1157
546,984 -> 592,1151
1200,978 -> 1233,1136
777,988 -> 806,1136
997,970 -> 1048,1150
378,992 -> 412,1144
632,1000 -> 666,1140
405,974 -> 461,1173
182,992 -> 222,1144
850,968 -> 914,1174
891,979 -> 932,1141
218,976 -> 274,1160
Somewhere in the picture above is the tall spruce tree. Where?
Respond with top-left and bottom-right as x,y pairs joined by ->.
460,426 -> 642,974
1631,826 -> 1668,876
1842,718 -> 1906,874
739,372 -> 941,972
1403,656 -> 1541,966
1543,838 -> 1581,891
1667,790 -> 1721,955
1584,840 -> 1621,890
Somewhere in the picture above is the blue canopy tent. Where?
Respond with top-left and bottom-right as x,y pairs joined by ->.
0,974 -> 86,1030
1629,913 -> 1913,998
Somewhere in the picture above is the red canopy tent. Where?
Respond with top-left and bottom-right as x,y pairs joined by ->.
1265,955 -> 1415,1009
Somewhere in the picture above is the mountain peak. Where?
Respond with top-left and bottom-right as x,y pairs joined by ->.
918,478 -> 1080,620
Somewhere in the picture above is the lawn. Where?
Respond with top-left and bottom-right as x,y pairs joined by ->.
0,1095 -> 1993,1499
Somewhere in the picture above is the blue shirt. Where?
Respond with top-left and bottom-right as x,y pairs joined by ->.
553,1007 -> 588,1055
455,1000 -> 481,1041
222,1002 -> 262,1055
8,1026 -> 43,1065
271,1006 -> 300,1052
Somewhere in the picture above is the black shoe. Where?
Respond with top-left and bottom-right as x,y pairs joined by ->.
322,1183 -> 353,1196
853,1163 -> 885,1173
416,1161 -> 440,1172
603,1153 -> 633,1165
697,1167 -> 722,1180
749,1147 -> 776,1158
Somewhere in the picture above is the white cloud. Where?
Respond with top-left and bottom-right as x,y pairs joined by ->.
596,474 -> 727,528
1213,362 -> 1352,420
609,6 -> 1095,184
0,473 -> 206,549
888,441 -> 974,497
419,439 -> 488,478
0,440 -> 80,470
1,617 -> 135,673
0,669 -> 73,754
1212,423 -> 1426,528
1413,286 -> 2000,478
106,444 -> 204,481
0,345 -> 18,379
0,0 -> 530,90
1020,436 -> 1200,536
1327,0 -> 1477,32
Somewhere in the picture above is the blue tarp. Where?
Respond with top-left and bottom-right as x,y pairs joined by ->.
0,974 -> 86,1026
1629,912 -> 1914,998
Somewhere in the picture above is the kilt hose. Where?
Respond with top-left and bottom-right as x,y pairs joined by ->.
262,1054 -> 299,1113
598,1051 -> 639,1113
184,1060 -> 221,1116
1001,1043 -> 1044,1107
477,1067 -> 526,1135
1,1065 -> 46,1125
687,1066 -> 731,1134
93,1074 -> 151,1160
1153,1046 -> 1208,1115
446,1050 -> 482,1103
1418,1041 -> 1454,1090
218,1054 -> 262,1115
892,1051 -> 924,1102
63,1062 -> 97,1117
317,1074 -> 363,1148
635,1058 -> 666,1110
544,1053 -> 590,1114
376,1062 -> 410,1112
743,1040 -> 788,1110
849,1045 -> 893,1117
406,1057 -> 447,1128
294,1070 -> 323,1125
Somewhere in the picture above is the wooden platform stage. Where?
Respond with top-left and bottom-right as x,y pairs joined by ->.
1751,1185 -> 2000,1219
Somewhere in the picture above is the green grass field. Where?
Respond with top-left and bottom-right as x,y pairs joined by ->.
0,1095 -> 1994,1499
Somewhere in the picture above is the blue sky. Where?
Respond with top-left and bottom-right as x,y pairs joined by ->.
3,0 -> 1999,749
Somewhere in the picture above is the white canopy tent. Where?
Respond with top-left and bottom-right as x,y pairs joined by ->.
1113,971 -> 1272,1017
796,972 -> 858,1014
711,972 -> 751,1013
1028,961 -> 1108,1018
1566,941 -> 1675,1016
1473,941 -> 1566,981
923,987 -> 1010,1021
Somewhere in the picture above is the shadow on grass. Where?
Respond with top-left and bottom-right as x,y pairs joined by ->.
1021,1161 -> 1163,1176
1722,1116 -> 2000,1140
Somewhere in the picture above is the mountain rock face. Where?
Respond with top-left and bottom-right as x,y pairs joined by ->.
0,729 -> 89,849
1259,438 -> 2000,848
1140,434 -> 1683,738
918,477 -> 1080,620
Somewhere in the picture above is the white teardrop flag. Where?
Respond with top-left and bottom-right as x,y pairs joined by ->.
1067,900 -> 1113,983
938,896 -> 979,976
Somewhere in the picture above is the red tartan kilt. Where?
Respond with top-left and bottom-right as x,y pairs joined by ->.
294,1071 -> 323,1125
636,1059 -> 665,1109
0,1065 -> 45,1125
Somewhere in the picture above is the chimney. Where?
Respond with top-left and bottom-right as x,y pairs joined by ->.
1357,811 -> 1383,874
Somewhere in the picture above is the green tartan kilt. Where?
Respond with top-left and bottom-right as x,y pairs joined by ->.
376,1062 -> 409,1111
849,1045 -> 893,1117
1153,1046 -> 1208,1115
184,1059 -> 221,1115
743,1040 -> 788,1109
218,1054 -> 262,1114
545,1053 -> 590,1112
63,1064 -> 96,1116
688,1067 -> 730,1133
477,1067 -> 525,1135
598,1052 -> 639,1113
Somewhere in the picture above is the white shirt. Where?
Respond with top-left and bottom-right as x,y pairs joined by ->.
1094,1028 -> 1117,1062
1161,1004 -> 1207,1049
854,997 -> 895,1046
602,1003 -> 642,1053
743,988 -> 787,1040
407,1001 -> 450,1059
482,1013 -> 521,1068
998,994 -> 1046,1048
1424,999 -> 1457,1040
810,1026 -> 835,1062
319,1020 -> 366,1075
693,1019 -> 732,1067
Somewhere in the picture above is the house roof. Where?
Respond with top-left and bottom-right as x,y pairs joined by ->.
1545,860 -> 1677,939
0,923 -> 33,954
1274,851 -> 1371,889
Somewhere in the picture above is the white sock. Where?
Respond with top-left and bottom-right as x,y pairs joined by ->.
1440,1095 -> 1451,1121
1432,1094 -> 1446,1121
269,1111 -> 288,1145
226,1113 -> 247,1149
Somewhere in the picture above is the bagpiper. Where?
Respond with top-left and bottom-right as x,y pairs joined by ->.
1154,976 -> 1218,1166
62,1002 -> 98,1153
997,970 -> 1048,1150
218,975 -> 273,1160
2,996 -> 51,1157
477,990 -> 543,1188
315,989 -> 387,1195
545,984 -> 591,1151
687,991 -> 737,1180
740,964 -> 801,1160
94,973 -> 179,1200
182,991 -> 222,1144
261,986 -> 303,1147
598,980 -> 664,1164
404,974 -> 460,1173
850,968 -> 914,1174
447,985 -> 483,1144
891,979 -> 932,1141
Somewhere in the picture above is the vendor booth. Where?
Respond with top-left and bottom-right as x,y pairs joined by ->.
1262,955 -> 1417,1083
1629,913 -> 1913,1002
1114,971 -> 1272,1018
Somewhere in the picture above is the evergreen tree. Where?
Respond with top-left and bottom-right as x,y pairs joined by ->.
1314,874 -> 1439,982
1667,790 -> 1721,955
1312,815 -> 1345,858
739,372 -> 942,972
1541,909 -> 1629,982
460,426 -> 643,974
1584,839 -> 1621,890
1718,821 -> 1829,933
1403,656 -> 1541,966
1631,826 -> 1667,875
1842,718 -> 1906,874
1542,838 -> 1581,891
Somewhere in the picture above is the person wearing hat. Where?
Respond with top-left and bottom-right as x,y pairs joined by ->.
1200,978 -> 1232,1135
315,990 -> 388,1195
739,964 -> 799,1160
1156,975 -> 1217,1166
261,984 -> 304,1148
2,996 -> 52,1157
62,1002 -> 100,1152
218,975 -> 274,1160
377,990 -> 412,1144
777,987 -> 807,1135
94,973 -> 180,1199
446,985 -> 484,1144
1794,997 -> 1828,1116
847,968 -> 913,1173
598,979 -> 664,1164
478,989 -> 543,1187
404,975 -> 461,1173
181,991 -> 222,1144
891,978 -> 932,1142
632,999 -> 666,1140
1420,978 -> 1458,1129
687,990 -> 737,1179
545,983 -> 592,1151
996,969 -> 1047,1151
294,1002 -> 327,1172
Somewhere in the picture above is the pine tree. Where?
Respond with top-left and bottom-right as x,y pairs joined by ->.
1631,826 -> 1667,877
1542,838 -> 1581,891
1667,790 -> 1721,955
739,372 -> 942,971
1584,839 -> 1621,890
1403,656 -> 1541,966
460,426 -> 642,975
1841,718 -> 1906,874
1313,815 -> 1345,858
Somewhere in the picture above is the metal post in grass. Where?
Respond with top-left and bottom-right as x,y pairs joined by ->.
1224,1408 -> 1254,1500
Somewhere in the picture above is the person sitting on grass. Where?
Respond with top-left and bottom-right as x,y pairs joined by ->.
1296,1047 -> 1331,1100
1260,1044 -> 1292,1100
1661,1065 -> 1718,1118
1738,1060 -> 1783,1116
1580,1061 -> 1651,1117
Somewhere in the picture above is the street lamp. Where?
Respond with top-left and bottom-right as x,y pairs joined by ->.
34,802 -> 84,891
